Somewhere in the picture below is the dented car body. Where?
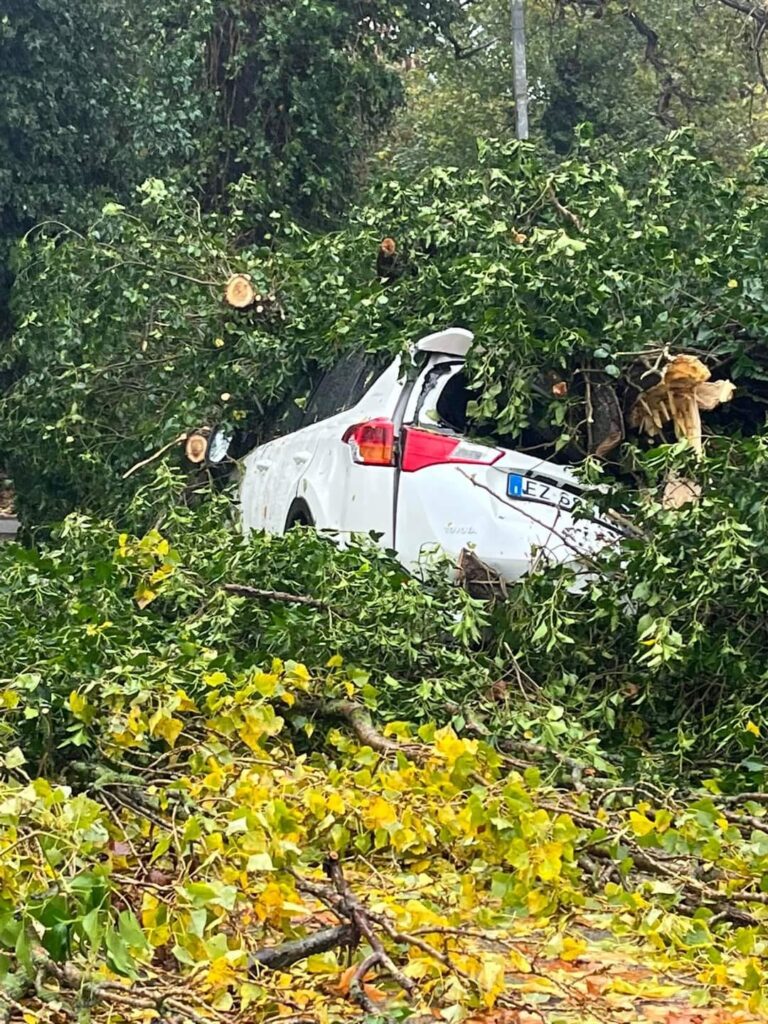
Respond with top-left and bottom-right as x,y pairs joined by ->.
238,328 -> 622,581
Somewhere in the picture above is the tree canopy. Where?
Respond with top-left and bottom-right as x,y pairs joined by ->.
4,135 -> 768,524
384,0 -> 768,172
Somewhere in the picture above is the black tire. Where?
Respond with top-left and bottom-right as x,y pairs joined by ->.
284,498 -> 315,530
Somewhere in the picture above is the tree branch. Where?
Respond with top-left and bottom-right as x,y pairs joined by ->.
249,924 -> 356,971
222,584 -> 331,612
714,0 -> 768,25
440,26 -> 495,60
302,698 -> 428,763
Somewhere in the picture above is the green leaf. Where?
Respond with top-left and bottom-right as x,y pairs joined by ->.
105,925 -> 136,977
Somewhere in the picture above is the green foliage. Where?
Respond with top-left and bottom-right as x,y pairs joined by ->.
168,0 -> 467,218
0,0 -> 147,317
5,135 -> 768,526
0,0 -> 467,328
7,132 -> 768,763
0,484 -> 497,772
495,434 -> 768,767
2,505 -> 768,1020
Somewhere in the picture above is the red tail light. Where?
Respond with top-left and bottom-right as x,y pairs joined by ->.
401,427 -> 502,473
342,418 -> 395,466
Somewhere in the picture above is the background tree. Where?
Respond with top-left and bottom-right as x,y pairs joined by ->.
0,0 -> 468,321
382,0 -> 768,172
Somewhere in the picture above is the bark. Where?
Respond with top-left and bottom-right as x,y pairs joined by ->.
588,377 -> 624,458
303,698 -> 429,764
249,924 -> 355,971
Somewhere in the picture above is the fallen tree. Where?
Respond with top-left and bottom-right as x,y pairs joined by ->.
3,136 -> 768,528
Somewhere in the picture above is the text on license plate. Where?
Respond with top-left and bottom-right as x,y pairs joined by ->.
507,473 -> 576,510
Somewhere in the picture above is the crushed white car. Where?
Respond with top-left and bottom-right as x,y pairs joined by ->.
232,328 -> 620,581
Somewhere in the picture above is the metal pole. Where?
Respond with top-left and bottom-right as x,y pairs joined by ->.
511,0 -> 529,140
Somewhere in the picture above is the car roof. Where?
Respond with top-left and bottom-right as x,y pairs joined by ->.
414,328 -> 474,358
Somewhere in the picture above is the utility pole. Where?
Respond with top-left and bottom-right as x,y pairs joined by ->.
511,0 -> 529,140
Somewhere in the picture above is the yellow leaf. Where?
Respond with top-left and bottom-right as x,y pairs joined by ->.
249,671 -> 276,696
287,662 -> 310,687
746,720 -> 761,737
536,841 -> 563,882
559,936 -> 587,962
149,711 -> 184,748
477,956 -> 506,1008
327,792 -> 345,815
149,562 -> 174,586
174,689 -> 197,712
362,797 -> 397,830
85,620 -> 112,636
134,580 -> 158,609
527,889 -> 550,915
434,727 -> 476,764
629,810 -> 656,836
238,705 -> 284,750
727,278 -> 739,289
68,690 -> 88,718
239,982 -> 263,1010
326,654 -> 344,669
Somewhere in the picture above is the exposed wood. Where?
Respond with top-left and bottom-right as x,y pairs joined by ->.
185,433 -> 208,464
224,273 -> 256,309
662,475 -> 702,509
629,354 -> 736,456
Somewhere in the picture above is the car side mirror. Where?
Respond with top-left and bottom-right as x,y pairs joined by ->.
206,426 -> 233,464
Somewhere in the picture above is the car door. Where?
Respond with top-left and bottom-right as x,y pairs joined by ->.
241,353 -> 404,539
240,411 -> 312,535
296,354 -> 405,545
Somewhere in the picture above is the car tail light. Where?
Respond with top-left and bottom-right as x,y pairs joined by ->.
342,418 -> 395,466
401,427 -> 503,473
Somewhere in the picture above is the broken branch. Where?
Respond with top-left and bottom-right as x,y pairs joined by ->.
222,583 -> 331,611
249,924 -> 356,971
122,433 -> 188,479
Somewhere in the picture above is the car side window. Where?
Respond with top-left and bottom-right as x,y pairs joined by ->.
415,362 -> 476,434
302,352 -> 389,427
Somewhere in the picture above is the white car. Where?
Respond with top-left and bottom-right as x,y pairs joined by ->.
236,328 -> 618,581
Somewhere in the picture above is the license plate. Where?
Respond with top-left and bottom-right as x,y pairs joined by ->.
507,473 -> 576,511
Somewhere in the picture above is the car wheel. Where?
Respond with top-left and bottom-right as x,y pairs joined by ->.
285,499 -> 315,530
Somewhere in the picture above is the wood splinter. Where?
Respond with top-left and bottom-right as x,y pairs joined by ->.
629,353 -> 735,457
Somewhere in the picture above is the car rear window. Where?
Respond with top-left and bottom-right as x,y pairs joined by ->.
302,352 -> 389,426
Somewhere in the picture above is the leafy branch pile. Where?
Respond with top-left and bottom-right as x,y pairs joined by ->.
2,505 -> 768,1023
5,136 -> 768,527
